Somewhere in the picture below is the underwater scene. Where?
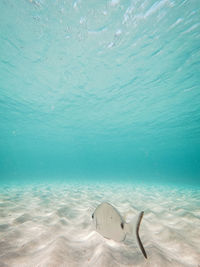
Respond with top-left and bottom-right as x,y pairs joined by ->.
0,0 -> 200,266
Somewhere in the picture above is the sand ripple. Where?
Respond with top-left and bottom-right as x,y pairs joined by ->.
0,183 -> 199,266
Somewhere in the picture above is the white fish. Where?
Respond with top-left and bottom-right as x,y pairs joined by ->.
92,202 -> 147,259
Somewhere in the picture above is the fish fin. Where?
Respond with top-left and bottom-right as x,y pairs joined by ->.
123,211 -> 137,234
123,210 -> 134,222
124,222 -> 133,234
135,211 -> 147,259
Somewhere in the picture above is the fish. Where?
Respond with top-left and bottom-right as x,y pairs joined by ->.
92,202 -> 147,259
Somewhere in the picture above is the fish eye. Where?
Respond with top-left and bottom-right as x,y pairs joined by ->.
92,213 -> 94,219
121,222 -> 124,229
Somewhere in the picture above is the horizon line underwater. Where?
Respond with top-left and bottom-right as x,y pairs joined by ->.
0,0 -> 200,266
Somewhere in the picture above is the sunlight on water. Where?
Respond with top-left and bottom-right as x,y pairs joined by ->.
0,0 -> 200,183
0,1 -> 200,266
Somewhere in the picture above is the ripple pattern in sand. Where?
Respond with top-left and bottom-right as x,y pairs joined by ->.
0,183 -> 199,267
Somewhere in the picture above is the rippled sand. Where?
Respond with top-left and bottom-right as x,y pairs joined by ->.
0,183 -> 199,267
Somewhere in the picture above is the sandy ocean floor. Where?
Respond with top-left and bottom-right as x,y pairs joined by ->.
0,182 -> 199,267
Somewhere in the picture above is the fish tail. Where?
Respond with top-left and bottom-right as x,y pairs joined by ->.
136,211 -> 147,259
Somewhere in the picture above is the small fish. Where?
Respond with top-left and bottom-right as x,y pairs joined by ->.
92,202 -> 147,259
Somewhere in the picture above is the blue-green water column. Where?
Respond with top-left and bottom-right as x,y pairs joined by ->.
0,0 -> 200,185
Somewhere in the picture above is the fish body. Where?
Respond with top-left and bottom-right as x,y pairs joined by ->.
92,202 -> 126,242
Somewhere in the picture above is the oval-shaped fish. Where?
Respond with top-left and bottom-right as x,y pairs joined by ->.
92,202 -> 126,242
92,202 -> 147,259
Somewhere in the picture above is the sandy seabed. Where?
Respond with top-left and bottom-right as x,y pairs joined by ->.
0,182 -> 199,267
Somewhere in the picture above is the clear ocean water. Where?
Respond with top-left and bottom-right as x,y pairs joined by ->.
0,2 -> 200,266
0,0 -> 200,186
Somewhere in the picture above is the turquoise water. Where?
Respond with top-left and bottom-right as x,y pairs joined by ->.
0,0 -> 200,186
